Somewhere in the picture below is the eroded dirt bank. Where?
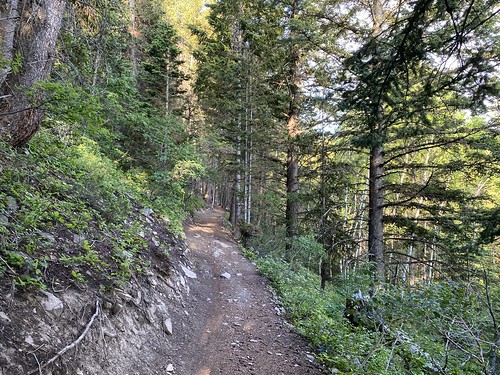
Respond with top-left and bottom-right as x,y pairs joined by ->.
0,208 -> 323,374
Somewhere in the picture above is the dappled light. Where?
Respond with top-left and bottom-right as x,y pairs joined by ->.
0,0 -> 497,373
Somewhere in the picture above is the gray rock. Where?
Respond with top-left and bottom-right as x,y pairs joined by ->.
141,208 -> 154,217
0,312 -> 10,322
179,275 -> 186,287
148,276 -> 158,287
163,318 -> 173,335
6,196 -> 18,212
112,303 -> 123,315
0,215 -> 8,224
41,292 -> 63,312
166,363 -> 174,372
132,290 -> 143,306
73,234 -> 86,245
115,290 -> 133,302
152,237 -> 160,247
220,272 -> 231,280
181,265 -> 197,279
39,232 -> 55,242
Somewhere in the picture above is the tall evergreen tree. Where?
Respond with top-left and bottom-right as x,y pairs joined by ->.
337,0 -> 499,280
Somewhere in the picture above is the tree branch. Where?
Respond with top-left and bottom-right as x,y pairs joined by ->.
381,172 -> 433,208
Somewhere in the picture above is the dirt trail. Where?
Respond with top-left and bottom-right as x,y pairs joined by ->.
170,208 -> 324,375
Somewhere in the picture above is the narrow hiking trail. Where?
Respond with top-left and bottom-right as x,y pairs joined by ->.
171,208 -> 324,375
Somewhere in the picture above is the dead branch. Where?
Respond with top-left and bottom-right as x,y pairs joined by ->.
28,299 -> 100,375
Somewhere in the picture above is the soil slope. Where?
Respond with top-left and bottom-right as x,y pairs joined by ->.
0,208 -> 324,375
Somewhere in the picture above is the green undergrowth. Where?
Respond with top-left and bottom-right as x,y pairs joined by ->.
255,255 -> 498,374
0,129 -> 186,290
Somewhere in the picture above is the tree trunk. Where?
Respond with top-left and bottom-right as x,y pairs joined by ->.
368,144 -> 385,280
0,0 -> 66,146
366,0 -> 385,280
285,43 -> 301,251
128,0 -> 139,77
0,0 -> 20,86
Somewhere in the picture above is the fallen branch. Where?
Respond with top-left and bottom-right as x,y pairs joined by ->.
29,299 -> 100,375
0,255 -> 18,275
30,353 -> 42,375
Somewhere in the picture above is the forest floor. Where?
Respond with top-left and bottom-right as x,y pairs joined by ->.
171,208 -> 324,374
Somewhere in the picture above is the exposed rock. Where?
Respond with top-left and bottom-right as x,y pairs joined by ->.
179,275 -> 186,287
73,234 -> 86,245
306,353 -> 315,362
148,276 -> 158,287
213,240 -> 231,249
39,231 -> 55,242
112,303 -> 123,315
41,291 -> 63,312
0,214 -> 8,224
163,318 -> 173,335
115,290 -> 133,302
220,272 -> 231,280
0,312 -> 10,322
132,290 -> 143,306
166,363 -> 174,372
6,196 -> 18,212
24,335 -> 34,346
141,208 -> 154,217
181,265 -> 197,279
152,237 -> 160,247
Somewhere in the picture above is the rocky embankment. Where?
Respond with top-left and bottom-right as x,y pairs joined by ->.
0,209 -> 323,375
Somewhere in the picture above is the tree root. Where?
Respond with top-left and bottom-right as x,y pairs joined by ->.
28,299 -> 100,375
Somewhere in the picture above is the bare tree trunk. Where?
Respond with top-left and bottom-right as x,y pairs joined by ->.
0,0 -> 66,146
286,128 -> 299,247
128,0 -> 139,77
285,43 -> 301,251
368,144 -> 385,280
366,0 -> 385,280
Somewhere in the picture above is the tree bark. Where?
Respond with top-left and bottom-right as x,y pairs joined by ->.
285,3 -> 301,250
368,144 -> 385,280
0,0 -> 66,146
366,0 -> 385,280
0,0 -> 20,86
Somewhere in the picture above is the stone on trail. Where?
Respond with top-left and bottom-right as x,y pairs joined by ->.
213,240 -> 231,249
166,363 -> 174,372
220,272 -> 231,279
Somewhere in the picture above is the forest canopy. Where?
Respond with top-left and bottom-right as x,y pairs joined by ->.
0,0 -> 498,373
